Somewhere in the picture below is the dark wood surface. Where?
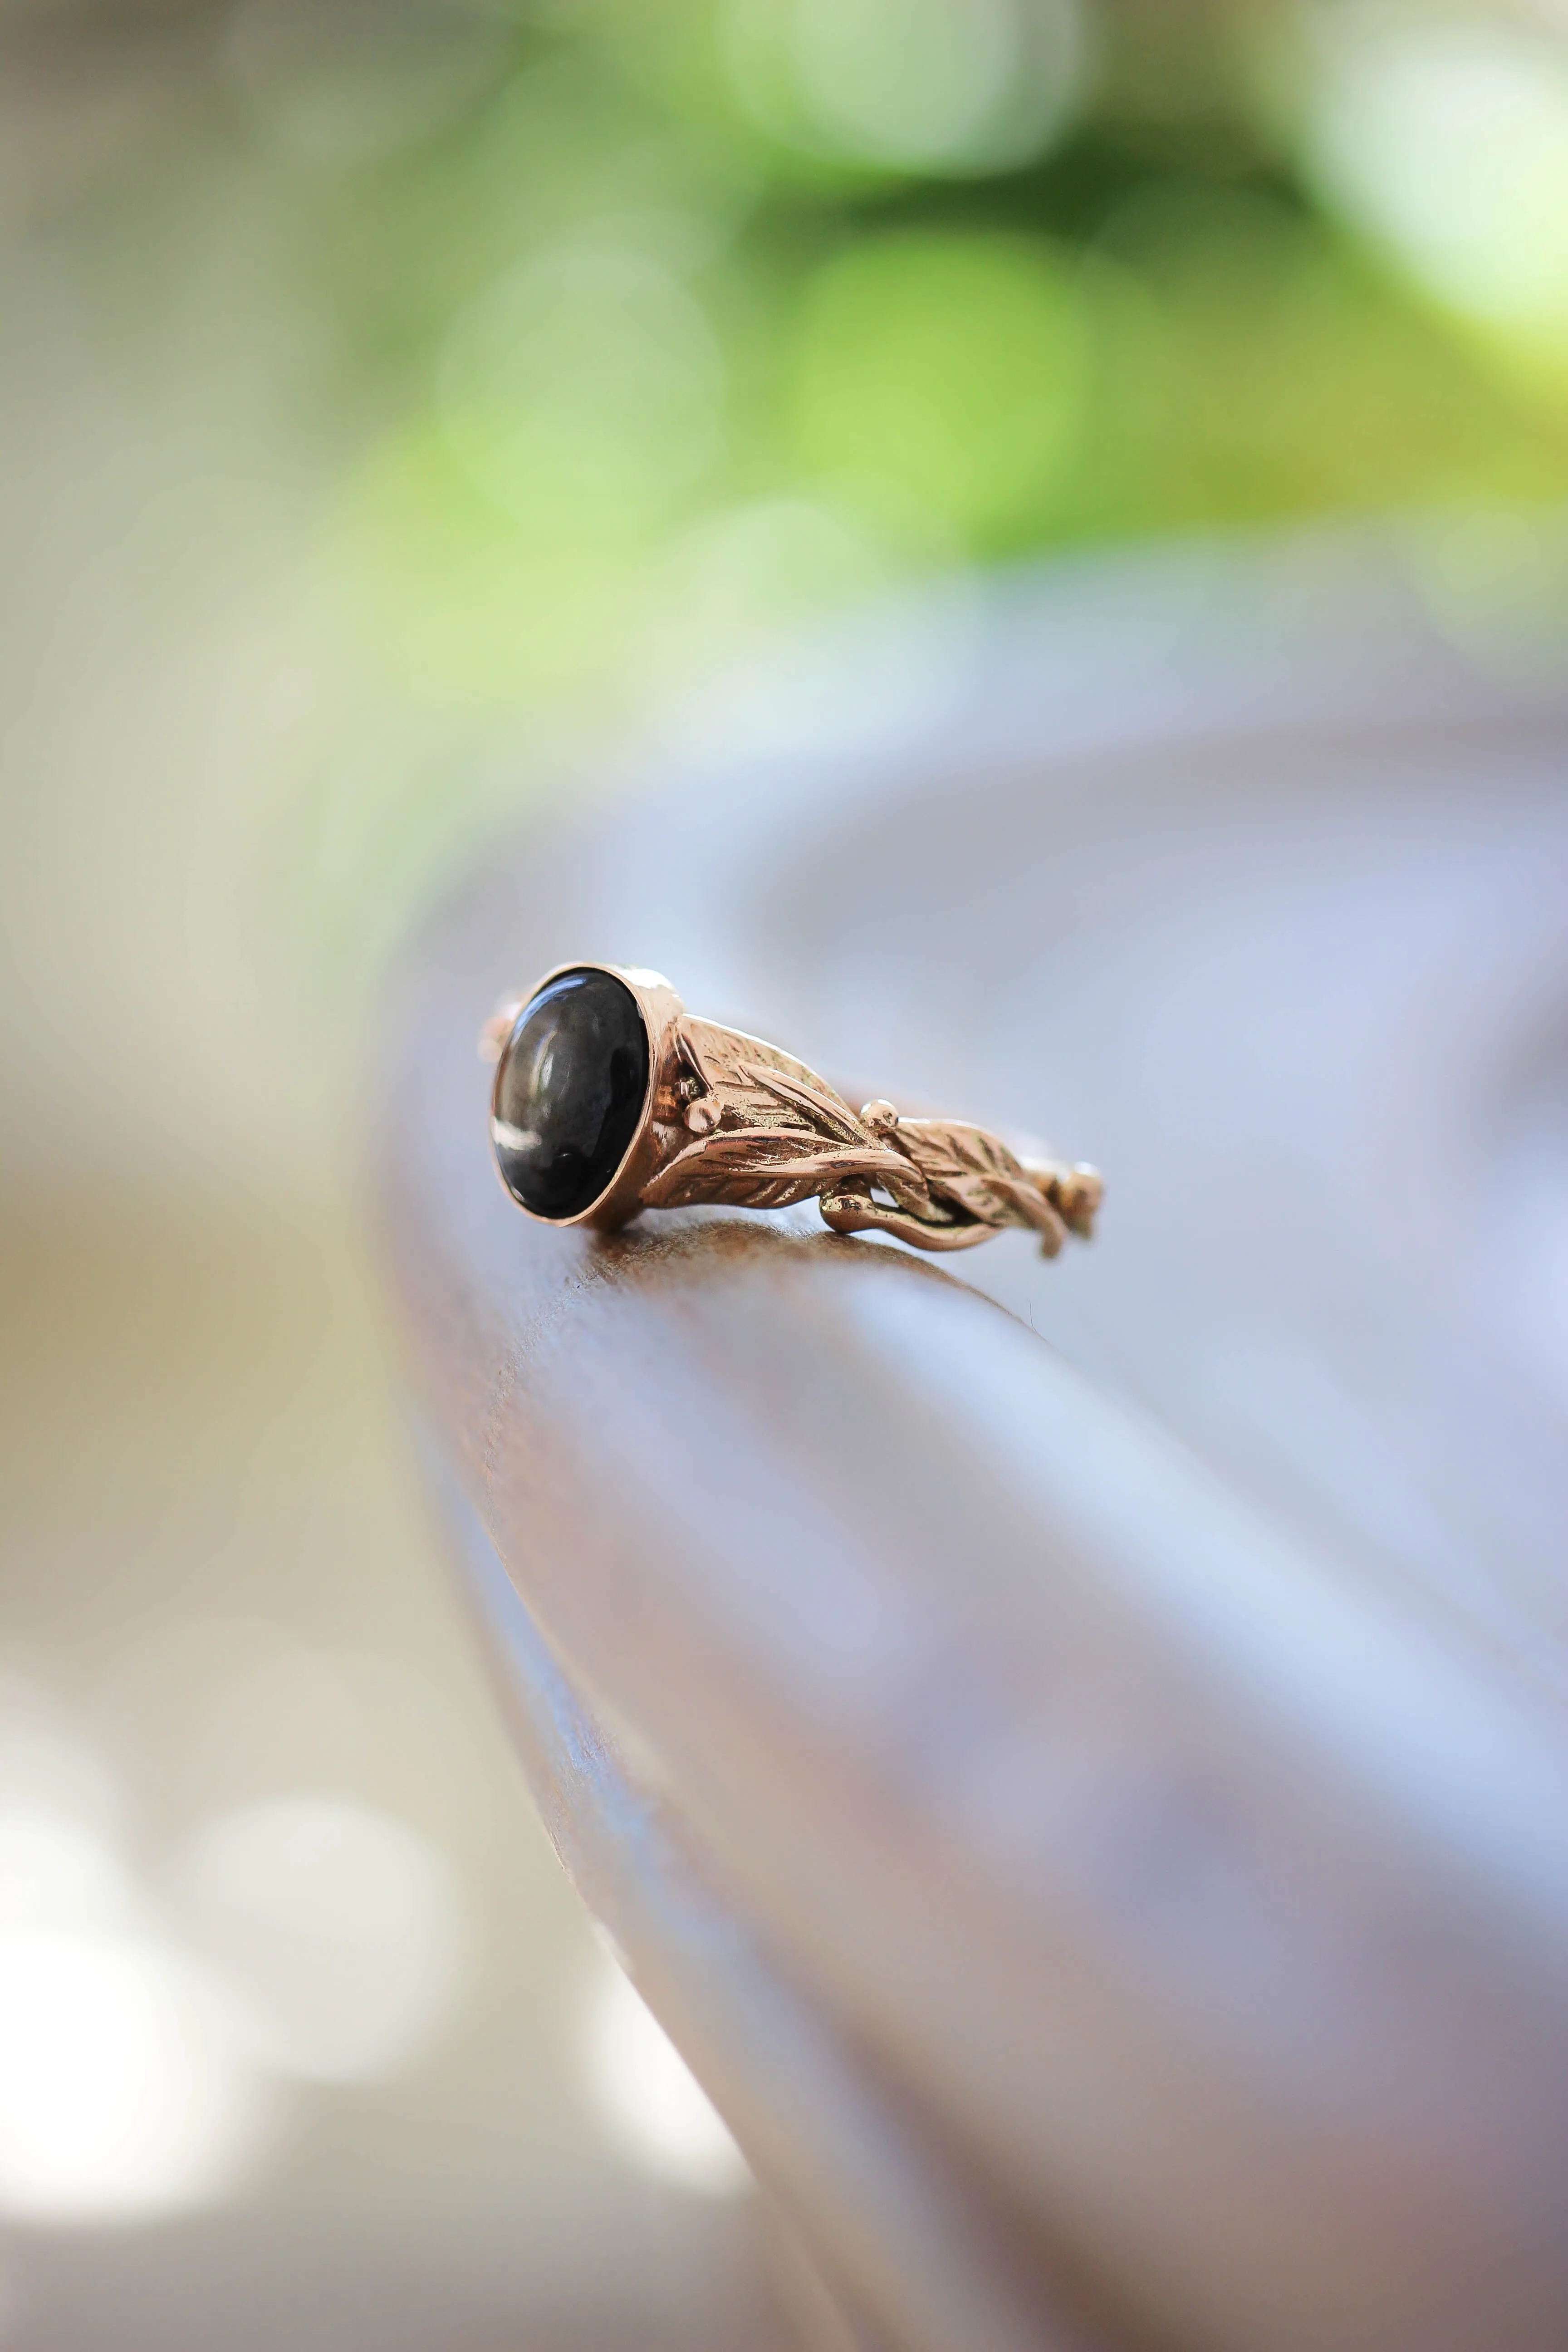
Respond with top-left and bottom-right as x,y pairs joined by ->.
380,530 -> 1568,2352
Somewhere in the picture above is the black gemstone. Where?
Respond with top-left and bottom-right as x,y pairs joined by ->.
492,968 -> 650,1220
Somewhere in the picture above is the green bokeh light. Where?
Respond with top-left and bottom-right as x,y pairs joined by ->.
293,0 -> 1568,710
791,231 -> 1090,550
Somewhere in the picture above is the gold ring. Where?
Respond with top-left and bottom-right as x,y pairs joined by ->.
480,963 -> 1102,1258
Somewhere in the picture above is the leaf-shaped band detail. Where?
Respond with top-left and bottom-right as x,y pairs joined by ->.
642,1018 -> 1101,1256
643,1130 -> 920,1213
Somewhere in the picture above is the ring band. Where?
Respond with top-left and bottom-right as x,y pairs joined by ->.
481,962 -> 1102,1258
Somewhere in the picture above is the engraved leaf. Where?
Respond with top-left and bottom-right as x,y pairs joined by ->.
644,1129 -> 919,1213
891,1120 -> 1061,1239
652,1167 -> 821,1208
677,1020 -> 846,1136
739,1060 -> 865,1145
894,1119 -> 1024,1184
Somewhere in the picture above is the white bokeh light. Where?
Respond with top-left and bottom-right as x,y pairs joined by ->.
439,244 -> 725,533
0,1667 -> 473,2225
0,1927 -> 270,2225
171,1796 -> 468,2083
726,0 -> 1088,177
796,0 -> 1021,165
1300,10 -> 1568,371
635,495 -> 892,698
0,1803 -> 134,1935
0,1698 -> 272,2230
581,1954 -> 752,2199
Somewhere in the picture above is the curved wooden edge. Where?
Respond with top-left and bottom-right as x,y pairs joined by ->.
432,1455 -> 1098,2352
387,1169 -> 1568,2352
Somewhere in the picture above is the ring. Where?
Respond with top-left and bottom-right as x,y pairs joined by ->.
480,962 -> 1102,1258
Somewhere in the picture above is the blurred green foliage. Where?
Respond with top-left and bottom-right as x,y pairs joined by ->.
239,0 -> 1568,701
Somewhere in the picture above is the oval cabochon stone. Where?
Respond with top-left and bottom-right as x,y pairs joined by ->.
492,968 -> 650,1220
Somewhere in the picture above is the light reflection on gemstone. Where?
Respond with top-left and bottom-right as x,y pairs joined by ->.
491,968 -> 649,1220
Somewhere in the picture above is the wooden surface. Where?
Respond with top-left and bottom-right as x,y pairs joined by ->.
379,530 -> 1568,2352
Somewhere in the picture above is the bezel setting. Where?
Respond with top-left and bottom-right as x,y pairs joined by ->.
488,962 -> 684,1231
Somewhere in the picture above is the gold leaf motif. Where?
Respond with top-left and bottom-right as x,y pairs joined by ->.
891,1120 -> 1066,1250
644,1129 -> 918,1213
739,1061 -> 865,1145
659,1018 -> 936,1215
654,1017 -> 1096,1255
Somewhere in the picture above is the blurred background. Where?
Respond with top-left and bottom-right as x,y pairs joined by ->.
2,0 -> 1568,2344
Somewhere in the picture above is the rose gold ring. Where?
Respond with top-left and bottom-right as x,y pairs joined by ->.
479,962 -> 1102,1258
